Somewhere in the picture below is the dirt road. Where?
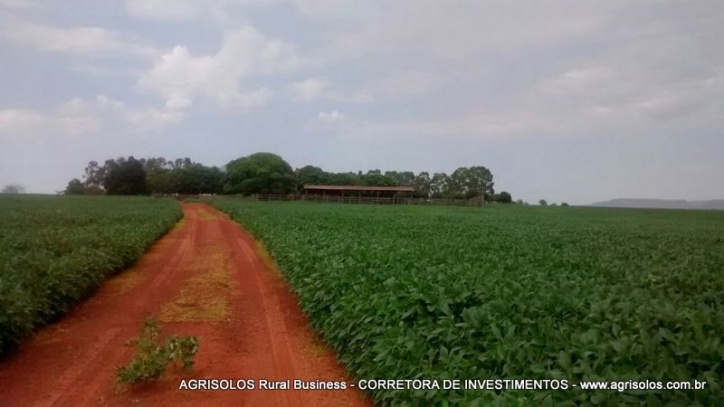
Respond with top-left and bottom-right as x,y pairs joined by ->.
0,204 -> 372,407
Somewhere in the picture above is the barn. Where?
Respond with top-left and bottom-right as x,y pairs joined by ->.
302,184 -> 415,204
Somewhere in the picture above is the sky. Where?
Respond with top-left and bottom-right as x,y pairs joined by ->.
0,0 -> 722,204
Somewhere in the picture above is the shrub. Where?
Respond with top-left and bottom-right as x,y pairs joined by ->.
117,317 -> 199,383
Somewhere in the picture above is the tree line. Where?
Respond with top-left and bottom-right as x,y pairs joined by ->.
65,157 -> 223,196
64,152 -> 514,203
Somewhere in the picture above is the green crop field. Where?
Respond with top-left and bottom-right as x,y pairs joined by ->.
0,195 -> 182,356
212,200 -> 724,406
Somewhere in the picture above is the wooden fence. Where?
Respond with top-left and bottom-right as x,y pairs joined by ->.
244,194 -> 485,207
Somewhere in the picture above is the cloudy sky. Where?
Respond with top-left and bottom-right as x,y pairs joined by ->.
0,0 -> 722,204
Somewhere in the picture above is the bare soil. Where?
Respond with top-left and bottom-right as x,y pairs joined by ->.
0,203 -> 372,407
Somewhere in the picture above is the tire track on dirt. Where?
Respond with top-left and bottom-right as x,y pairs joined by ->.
0,204 -> 371,407
39,327 -> 121,407
216,207 -> 370,407
52,209 -> 200,407
224,229 -> 304,406
0,206 -> 198,407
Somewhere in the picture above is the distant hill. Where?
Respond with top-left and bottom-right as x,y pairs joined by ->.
590,199 -> 724,210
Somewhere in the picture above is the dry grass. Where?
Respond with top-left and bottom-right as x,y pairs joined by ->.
254,242 -> 283,278
196,208 -> 218,222
107,270 -> 145,295
159,245 -> 231,323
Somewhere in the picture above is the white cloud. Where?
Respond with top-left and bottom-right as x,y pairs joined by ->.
1,95 -> 183,139
532,59 -> 723,125
705,69 -> 724,90
581,106 -> 614,117
123,107 -> 184,132
288,78 -> 373,103
322,110 -> 567,142
360,71 -> 447,100
309,1 -> 614,65
70,64 -> 141,77
0,0 -> 40,8
0,22 -> 155,56
288,72 -> 445,105
215,87 -> 274,110
292,0 -> 378,27
57,115 -> 103,136
95,95 -> 127,112
57,97 -> 94,116
541,67 -> 618,94
0,109 -> 47,134
138,26 -> 301,111
317,110 -> 345,123
289,78 -> 329,102
125,0 -> 280,21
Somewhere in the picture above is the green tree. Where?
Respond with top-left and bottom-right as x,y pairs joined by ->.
171,157 -> 193,170
64,179 -> 86,195
103,156 -> 148,195
82,160 -> 106,194
539,199 -> 548,206
429,173 -> 450,198
496,191 -> 513,203
361,170 -> 397,186
146,168 -> 173,194
294,165 -> 329,192
561,202 -> 570,207
384,171 -> 415,186
172,164 -> 224,194
449,166 -> 495,199
1,184 -> 25,194
197,166 -> 224,194
223,153 -> 295,195
327,172 -> 359,186
412,172 -> 431,198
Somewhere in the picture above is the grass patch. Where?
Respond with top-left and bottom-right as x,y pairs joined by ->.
108,269 -> 146,295
254,242 -> 284,278
196,208 -> 218,221
117,316 -> 199,383
159,246 -> 230,323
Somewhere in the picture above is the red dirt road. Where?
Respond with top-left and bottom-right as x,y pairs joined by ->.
0,204 -> 372,407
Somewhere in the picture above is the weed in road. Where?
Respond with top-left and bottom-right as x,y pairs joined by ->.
117,317 -> 199,384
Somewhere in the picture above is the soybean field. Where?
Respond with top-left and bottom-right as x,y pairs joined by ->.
0,195 -> 182,355
212,200 -> 724,406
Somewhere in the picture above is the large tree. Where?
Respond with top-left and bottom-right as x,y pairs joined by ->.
71,156 -> 223,196
412,172 -> 431,198
82,160 -> 106,194
326,172 -> 359,186
64,179 -> 86,195
294,165 -> 329,192
449,166 -> 494,199
384,171 -> 415,186
429,173 -> 450,198
224,152 -> 295,195
171,164 -> 224,194
103,156 -> 148,195
495,191 -> 513,204
360,170 -> 397,187
1,184 -> 25,194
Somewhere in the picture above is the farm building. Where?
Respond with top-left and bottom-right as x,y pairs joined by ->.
303,184 -> 415,204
